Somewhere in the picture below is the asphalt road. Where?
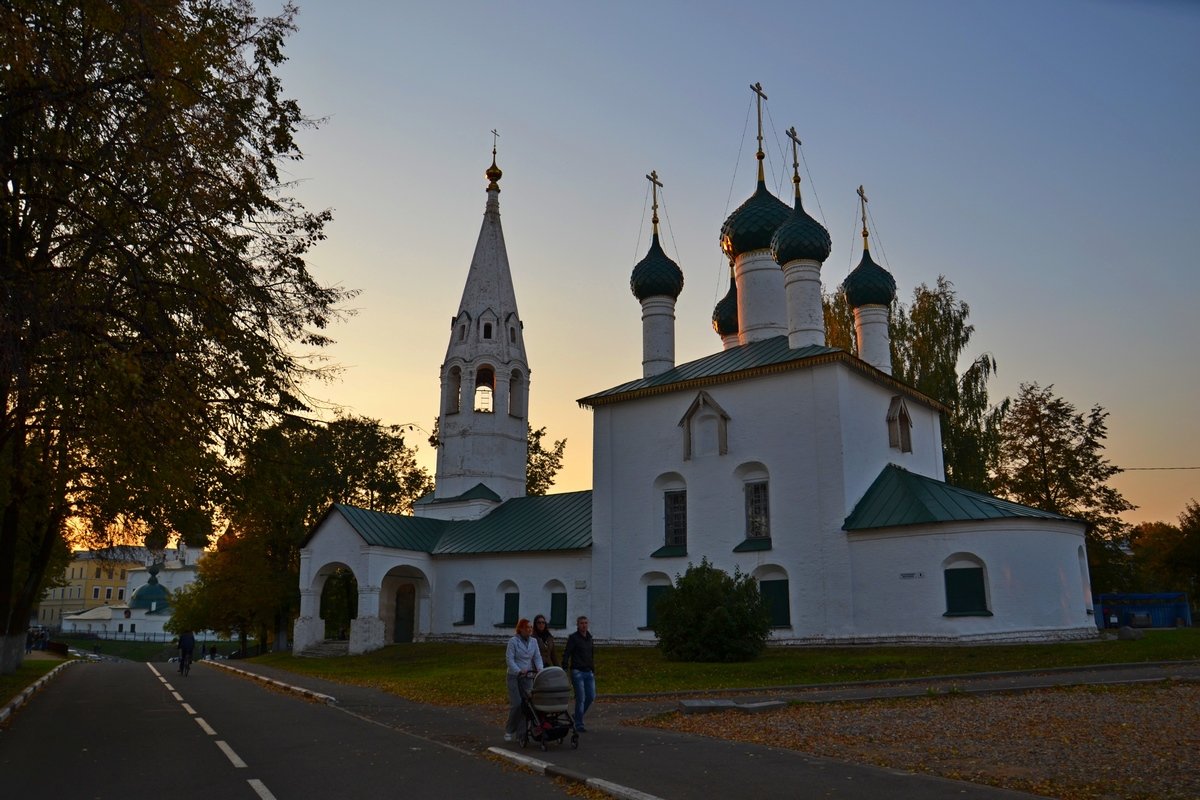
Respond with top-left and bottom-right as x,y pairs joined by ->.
0,659 -> 576,799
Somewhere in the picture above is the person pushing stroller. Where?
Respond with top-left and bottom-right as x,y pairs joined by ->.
503,618 -> 543,742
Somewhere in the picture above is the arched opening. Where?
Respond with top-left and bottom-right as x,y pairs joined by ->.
446,366 -> 462,414
542,579 -> 568,628
484,322 -> 493,339
753,565 -> 790,627
942,553 -> 992,617
394,584 -> 416,642
475,365 -> 495,413
508,369 -> 524,417
641,572 -> 673,629
320,567 -> 358,640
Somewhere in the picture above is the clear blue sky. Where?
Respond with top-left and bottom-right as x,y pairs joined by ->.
271,0 -> 1199,525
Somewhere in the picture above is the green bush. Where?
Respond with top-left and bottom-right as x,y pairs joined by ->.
654,557 -> 771,662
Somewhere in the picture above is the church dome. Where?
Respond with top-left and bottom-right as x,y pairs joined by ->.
771,195 -> 831,265
129,575 -> 169,610
842,248 -> 896,307
712,266 -> 738,336
630,233 -> 684,301
720,180 -> 791,260
712,288 -> 739,336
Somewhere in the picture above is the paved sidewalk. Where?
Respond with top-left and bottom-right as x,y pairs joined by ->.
202,659 -> 1199,799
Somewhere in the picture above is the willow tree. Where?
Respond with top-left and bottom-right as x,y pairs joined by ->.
0,1 -> 348,672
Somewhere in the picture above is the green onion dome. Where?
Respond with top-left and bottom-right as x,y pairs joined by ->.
771,193 -> 831,265
842,248 -> 896,307
630,233 -> 684,301
129,574 -> 169,610
720,180 -> 791,260
712,269 -> 738,336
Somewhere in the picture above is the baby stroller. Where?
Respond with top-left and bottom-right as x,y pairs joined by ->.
519,666 -> 579,751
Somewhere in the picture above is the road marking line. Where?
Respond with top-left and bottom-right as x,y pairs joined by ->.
147,665 -> 161,677
182,703 -> 196,715
194,717 -> 217,736
171,691 -> 183,701
247,779 -> 277,800
216,740 -> 247,768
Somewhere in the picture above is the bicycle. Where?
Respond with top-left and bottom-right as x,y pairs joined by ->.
179,651 -> 192,677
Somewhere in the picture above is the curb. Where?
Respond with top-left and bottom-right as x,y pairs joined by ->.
0,659 -> 79,725
206,660 -> 337,704
487,746 -> 666,800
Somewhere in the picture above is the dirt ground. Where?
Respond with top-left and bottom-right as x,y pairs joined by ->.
630,682 -> 1200,800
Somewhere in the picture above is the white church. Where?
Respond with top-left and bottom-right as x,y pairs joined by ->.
293,111 -> 1096,655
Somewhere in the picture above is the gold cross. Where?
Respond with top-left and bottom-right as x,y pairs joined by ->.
858,185 -> 870,245
750,82 -> 768,177
646,170 -> 663,231
491,128 -> 499,156
786,127 -> 802,193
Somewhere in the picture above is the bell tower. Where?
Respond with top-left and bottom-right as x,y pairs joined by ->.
434,136 -> 529,506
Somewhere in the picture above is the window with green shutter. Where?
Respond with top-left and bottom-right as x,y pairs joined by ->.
503,592 -> 520,625
944,567 -> 991,616
646,584 -> 672,628
550,592 -> 567,628
759,579 -> 790,626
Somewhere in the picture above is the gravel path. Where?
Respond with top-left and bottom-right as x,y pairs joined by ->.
633,682 -> 1200,800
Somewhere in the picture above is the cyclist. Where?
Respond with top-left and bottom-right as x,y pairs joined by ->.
178,630 -> 196,676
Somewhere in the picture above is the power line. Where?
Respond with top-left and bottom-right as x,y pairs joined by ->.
1123,466 -> 1200,471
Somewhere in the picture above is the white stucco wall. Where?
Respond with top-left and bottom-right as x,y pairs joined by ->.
846,519 -> 1095,642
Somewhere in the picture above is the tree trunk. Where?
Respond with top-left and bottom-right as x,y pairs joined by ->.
0,634 -> 25,675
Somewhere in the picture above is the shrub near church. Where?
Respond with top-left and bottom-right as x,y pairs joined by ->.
654,559 -> 772,662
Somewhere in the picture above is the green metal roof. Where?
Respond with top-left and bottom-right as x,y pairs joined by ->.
333,504 -> 446,550
844,465 -> 1078,531
413,483 -> 503,506
434,491 -> 592,554
579,335 -> 948,413
579,336 -> 839,405
309,491 -> 592,555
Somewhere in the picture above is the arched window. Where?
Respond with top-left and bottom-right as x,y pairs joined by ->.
642,572 -> 673,629
474,366 -> 495,412
943,553 -> 992,616
652,473 -> 687,556
543,580 -> 568,628
458,324 -> 466,342
887,396 -> 913,453
510,326 -> 516,343
754,566 -> 790,627
455,581 -> 476,626
483,322 -> 493,339
497,580 -> 519,626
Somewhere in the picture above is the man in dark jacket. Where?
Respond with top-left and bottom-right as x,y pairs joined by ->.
178,630 -> 195,674
561,616 -> 596,731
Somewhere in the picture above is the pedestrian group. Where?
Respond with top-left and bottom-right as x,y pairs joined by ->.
504,613 -> 595,740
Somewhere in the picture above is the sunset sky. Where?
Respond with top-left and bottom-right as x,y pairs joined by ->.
270,0 -> 1199,525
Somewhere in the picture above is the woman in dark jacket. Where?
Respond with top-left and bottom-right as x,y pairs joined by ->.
532,614 -> 559,667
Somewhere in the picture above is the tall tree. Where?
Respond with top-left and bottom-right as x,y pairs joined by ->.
0,1 -> 348,672
993,383 -> 1136,592
824,276 -> 1003,492
183,416 -> 432,650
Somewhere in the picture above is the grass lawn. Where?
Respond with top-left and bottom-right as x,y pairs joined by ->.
0,659 -> 59,710
252,628 -> 1200,706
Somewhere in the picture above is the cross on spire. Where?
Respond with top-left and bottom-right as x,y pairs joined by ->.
750,82 -> 768,180
858,185 -> 870,250
486,129 -> 502,191
786,126 -> 802,198
491,128 -> 499,155
646,170 -> 663,233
